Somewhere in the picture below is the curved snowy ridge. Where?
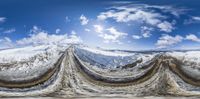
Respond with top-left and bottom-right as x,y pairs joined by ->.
0,45 -> 199,97
73,53 -> 161,84
0,45 -> 66,96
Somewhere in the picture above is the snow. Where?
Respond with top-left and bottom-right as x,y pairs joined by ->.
0,44 -> 200,96
167,51 -> 200,66
74,46 -> 158,69
0,45 -> 50,63
167,51 -> 200,61
167,51 -> 200,80
0,44 -> 68,81
77,45 -> 135,57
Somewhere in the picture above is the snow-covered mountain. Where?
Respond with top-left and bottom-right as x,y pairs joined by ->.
0,44 -> 200,97
74,45 -> 160,69
0,45 -> 67,81
1,44 -> 199,72
166,51 -> 200,80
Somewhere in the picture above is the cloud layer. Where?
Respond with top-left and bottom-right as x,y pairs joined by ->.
17,26 -> 82,46
93,25 -> 127,44
97,4 -> 181,37
156,34 -> 200,48
156,34 -> 183,49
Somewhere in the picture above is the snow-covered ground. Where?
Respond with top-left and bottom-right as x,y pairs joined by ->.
74,45 -> 159,69
0,44 -> 68,81
167,51 -> 200,63
0,44 -> 199,97
1,44 -> 199,80
167,51 -> 200,80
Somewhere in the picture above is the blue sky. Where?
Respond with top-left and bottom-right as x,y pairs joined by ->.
0,0 -> 200,50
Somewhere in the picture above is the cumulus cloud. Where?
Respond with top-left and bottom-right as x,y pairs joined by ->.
80,14 -> 89,25
0,37 -> 13,49
104,27 -> 127,44
85,28 -> 91,32
97,6 -> 163,25
93,25 -> 127,44
71,30 -> 76,35
16,26 -> 82,46
185,34 -> 200,42
184,16 -> 200,24
93,25 -> 103,33
31,25 -> 44,33
55,28 -> 61,34
192,16 -> 200,21
157,21 -> 174,32
142,33 -> 151,38
0,17 -> 6,23
97,4 -> 183,35
132,35 -> 142,39
141,26 -> 153,38
3,28 -> 16,34
156,34 -> 183,48
156,33 -> 200,49
133,26 -> 153,39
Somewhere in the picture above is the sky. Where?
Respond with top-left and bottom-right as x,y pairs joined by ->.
0,0 -> 200,50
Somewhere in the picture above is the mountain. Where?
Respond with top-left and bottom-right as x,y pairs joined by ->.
0,44 -> 199,97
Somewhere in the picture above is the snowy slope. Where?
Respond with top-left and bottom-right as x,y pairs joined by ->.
0,45 -> 68,81
74,45 -> 159,69
167,51 -> 200,80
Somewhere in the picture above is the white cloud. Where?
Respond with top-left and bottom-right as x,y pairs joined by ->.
93,25 -> 103,33
80,14 -> 89,25
184,16 -> 200,24
0,17 -> 6,23
55,28 -> 61,34
71,30 -> 76,35
17,26 -> 82,46
157,21 -> 174,32
156,34 -> 200,49
0,37 -> 13,49
185,34 -> 200,42
93,25 -> 127,44
192,16 -> 200,21
132,35 -> 142,39
31,25 -> 45,33
97,4 -> 181,33
142,32 -> 151,38
156,34 -> 183,48
105,27 -> 127,43
145,5 -> 186,17
131,26 -> 154,39
141,26 -> 153,38
98,6 -> 162,25
85,28 -> 91,32
3,28 -> 16,34
107,27 -> 127,37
